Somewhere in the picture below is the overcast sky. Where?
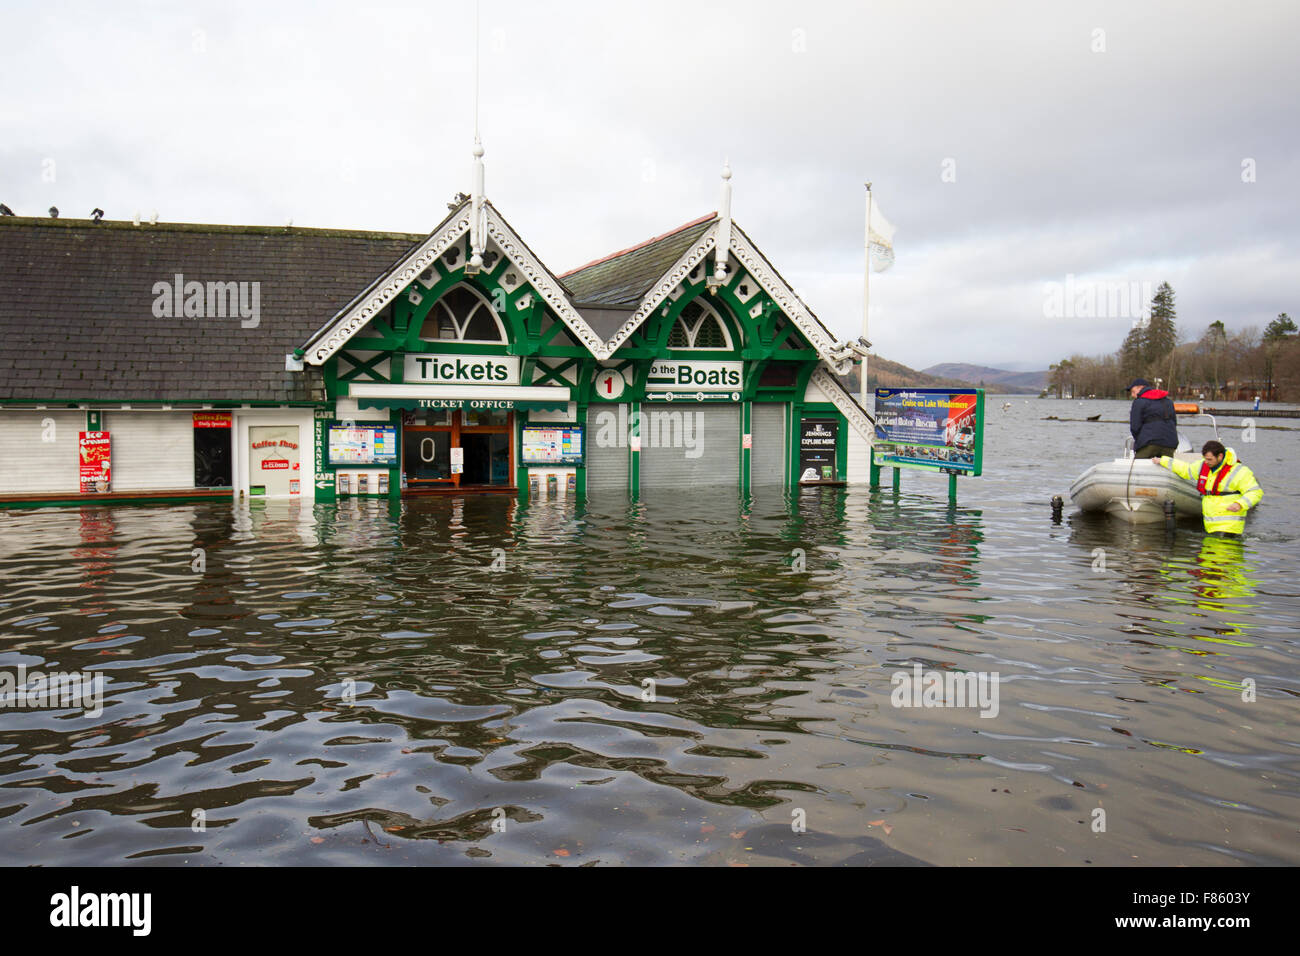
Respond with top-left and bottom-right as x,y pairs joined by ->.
3,0 -> 1296,370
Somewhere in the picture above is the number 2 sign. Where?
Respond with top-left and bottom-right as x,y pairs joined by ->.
593,368 -> 626,400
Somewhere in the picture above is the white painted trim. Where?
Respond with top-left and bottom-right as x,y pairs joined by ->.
304,202 -> 602,365
809,365 -> 875,443
599,221 -> 854,372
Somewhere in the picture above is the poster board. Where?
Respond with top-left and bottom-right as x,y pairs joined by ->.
798,419 -> 839,482
873,388 -> 985,476
78,432 -> 111,492
327,425 -> 397,466
521,425 -> 584,465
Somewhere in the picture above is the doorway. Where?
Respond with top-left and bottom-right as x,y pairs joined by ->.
402,409 -> 513,491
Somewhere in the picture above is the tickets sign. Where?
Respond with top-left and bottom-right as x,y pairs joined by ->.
78,432 -> 111,492
403,354 -> 521,385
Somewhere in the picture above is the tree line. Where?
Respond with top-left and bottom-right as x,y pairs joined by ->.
1048,281 -> 1298,401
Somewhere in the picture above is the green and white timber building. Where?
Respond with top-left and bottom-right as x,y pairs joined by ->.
0,153 -> 875,507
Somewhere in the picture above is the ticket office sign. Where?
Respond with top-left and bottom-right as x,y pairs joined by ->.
79,432 -> 111,492
873,388 -> 984,476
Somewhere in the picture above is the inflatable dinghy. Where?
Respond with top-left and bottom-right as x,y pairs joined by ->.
1069,454 -> 1203,523
1068,404 -> 1215,524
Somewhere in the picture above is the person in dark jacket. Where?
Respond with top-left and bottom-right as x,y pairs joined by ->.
1128,377 -> 1178,458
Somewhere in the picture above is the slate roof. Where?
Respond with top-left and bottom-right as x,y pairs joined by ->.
0,217 -> 422,403
574,305 -> 636,341
560,213 -> 716,308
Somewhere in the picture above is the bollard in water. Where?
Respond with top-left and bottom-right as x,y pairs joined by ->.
1051,495 -> 1064,524
1163,498 -> 1176,533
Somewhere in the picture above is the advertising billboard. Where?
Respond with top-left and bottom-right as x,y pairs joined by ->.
873,388 -> 984,476
78,432 -> 111,492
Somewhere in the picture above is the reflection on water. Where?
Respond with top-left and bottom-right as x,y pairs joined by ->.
0,402 -> 1297,866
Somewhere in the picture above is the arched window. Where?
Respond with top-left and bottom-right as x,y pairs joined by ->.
666,298 -> 735,350
422,284 -> 507,343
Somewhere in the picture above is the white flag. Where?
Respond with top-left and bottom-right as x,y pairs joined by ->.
868,198 -> 896,273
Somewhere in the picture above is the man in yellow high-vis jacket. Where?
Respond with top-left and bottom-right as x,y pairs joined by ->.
1156,439 -> 1263,535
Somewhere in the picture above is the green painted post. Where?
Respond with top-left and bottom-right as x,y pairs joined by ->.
949,471 -> 957,503
575,403 -> 588,500
741,401 -> 752,494
892,466 -> 900,491
870,456 -> 880,488
628,401 -> 640,499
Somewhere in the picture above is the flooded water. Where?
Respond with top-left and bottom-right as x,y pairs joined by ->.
1,399 -> 1297,866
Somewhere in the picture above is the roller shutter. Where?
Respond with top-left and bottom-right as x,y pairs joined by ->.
103,412 -> 195,491
750,402 -> 786,487
640,404 -> 738,490
0,410 -> 84,493
585,405 -> 629,493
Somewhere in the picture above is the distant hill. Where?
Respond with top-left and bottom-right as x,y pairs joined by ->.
838,357 -> 1042,395
922,363 -> 1047,392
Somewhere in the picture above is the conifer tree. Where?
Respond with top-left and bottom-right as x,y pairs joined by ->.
1143,282 -> 1178,367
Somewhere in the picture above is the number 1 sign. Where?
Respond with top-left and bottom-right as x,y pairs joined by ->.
594,368 -> 626,401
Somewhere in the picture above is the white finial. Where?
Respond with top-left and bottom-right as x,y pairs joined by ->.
711,160 -> 733,291
468,134 -> 486,273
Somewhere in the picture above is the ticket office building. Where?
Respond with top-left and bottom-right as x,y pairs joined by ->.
0,200 -> 872,506
304,201 -> 873,501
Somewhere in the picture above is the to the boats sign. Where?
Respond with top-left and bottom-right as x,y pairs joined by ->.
645,360 -> 742,402
873,388 -> 984,476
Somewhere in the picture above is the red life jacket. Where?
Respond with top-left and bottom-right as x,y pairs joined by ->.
1196,459 -> 1232,495
1141,388 -> 1170,399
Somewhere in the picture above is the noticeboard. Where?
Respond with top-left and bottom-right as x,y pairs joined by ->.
522,425 -> 583,465
873,388 -> 985,476
798,418 -> 839,482
327,425 -> 397,466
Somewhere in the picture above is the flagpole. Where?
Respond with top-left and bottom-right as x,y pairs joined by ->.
861,182 -> 872,407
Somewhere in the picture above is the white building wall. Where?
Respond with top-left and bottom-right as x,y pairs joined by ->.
846,423 -> 871,484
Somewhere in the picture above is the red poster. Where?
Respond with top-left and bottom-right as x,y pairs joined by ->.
79,432 -> 111,492
193,412 -> 232,429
